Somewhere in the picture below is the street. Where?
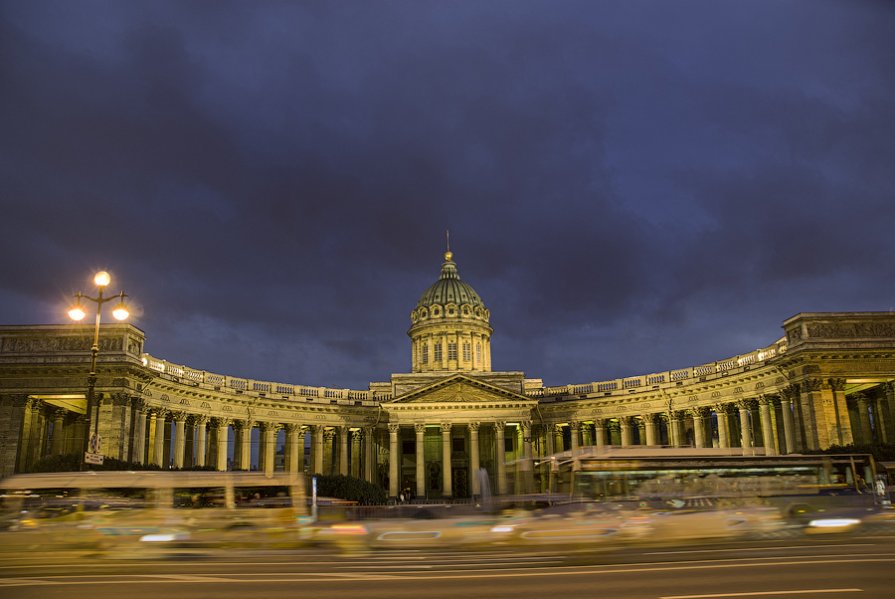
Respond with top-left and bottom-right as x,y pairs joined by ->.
1,532 -> 893,598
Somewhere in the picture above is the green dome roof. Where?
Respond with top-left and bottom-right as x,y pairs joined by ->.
415,251 -> 486,310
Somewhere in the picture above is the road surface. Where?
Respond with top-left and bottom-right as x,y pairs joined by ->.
1,533 -> 893,598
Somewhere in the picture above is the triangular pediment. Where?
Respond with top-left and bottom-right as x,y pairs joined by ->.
388,374 -> 534,405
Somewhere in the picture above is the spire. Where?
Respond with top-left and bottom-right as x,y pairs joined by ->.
440,232 -> 459,280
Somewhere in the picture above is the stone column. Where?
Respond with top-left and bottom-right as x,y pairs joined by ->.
779,394 -> 796,454
388,424 -> 400,500
50,409 -> 66,455
133,403 -> 147,465
263,423 -> 277,477
691,408 -> 708,448
769,400 -> 782,454
828,377 -> 853,446
183,418 -> 195,468
738,401 -> 753,455
31,405 -> 47,461
339,426 -> 349,476
875,396 -> 891,444
172,412 -> 187,469
284,424 -> 300,474
214,419 -> 229,471
581,423 -> 593,446
798,380 -> 820,450
885,383 -> 895,443
313,425 -> 324,474
323,429 -> 335,474
545,423 -> 555,455
786,384 -> 805,450
594,419 -> 606,447
257,423 -> 269,474
495,421 -> 507,495
469,422 -> 481,497
241,420 -> 254,470
194,416 -> 208,468
161,408 -> 172,468
521,421 -> 533,495
619,417 -> 632,447
569,421 -> 581,454
670,411 -> 683,447
144,409 -> 156,466
153,410 -> 168,467
364,426 -> 375,483
758,396 -> 777,456
643,414 -> 658,446
853,393 -> 873,445
351,430 -> 362,477
441,423 -> 452,498
715,404 -> 729,449
553,425 -> 564,452
415,423 -> 426,498
17,398 -> 39,472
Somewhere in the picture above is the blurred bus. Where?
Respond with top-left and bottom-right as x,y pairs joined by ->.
553,448 -> 881,513
0,471 -> 307,539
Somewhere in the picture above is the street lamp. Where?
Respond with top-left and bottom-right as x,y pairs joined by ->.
68,270 -> 130,467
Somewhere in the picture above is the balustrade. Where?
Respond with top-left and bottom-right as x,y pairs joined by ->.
139,336 -> 788,411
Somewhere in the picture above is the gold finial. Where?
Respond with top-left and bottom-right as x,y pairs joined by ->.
444,229 -> 453,261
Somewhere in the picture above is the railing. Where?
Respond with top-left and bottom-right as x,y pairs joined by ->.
530,337 -> 787,399
140,337 -> 788,405
140,354 -> 378,403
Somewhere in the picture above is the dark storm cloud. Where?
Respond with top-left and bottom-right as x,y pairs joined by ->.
2,1 -> 894,389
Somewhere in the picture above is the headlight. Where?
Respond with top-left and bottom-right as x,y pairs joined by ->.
807,518 -> 861,528
490,525 -> 515,533
140,532 -> 189,542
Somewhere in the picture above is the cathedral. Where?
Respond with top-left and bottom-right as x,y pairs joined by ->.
2,250 -> 895,498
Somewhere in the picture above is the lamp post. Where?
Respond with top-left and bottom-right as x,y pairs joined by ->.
68,270 -> 130,467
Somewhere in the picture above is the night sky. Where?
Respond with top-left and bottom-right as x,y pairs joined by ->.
2,1 -> 894,391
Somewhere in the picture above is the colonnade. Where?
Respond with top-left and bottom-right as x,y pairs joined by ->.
13,381 -> 895,492
130,406 -> 377,481
16,398 -> 89,472
547,384 -> 895,458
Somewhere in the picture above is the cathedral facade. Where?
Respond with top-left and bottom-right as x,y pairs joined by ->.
2,251 -> 895,498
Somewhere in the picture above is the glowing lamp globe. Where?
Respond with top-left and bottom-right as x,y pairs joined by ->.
112,303 -> 129,321
94,271 -> 111,287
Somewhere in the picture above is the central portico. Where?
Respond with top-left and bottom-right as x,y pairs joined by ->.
384,374 -> 537,500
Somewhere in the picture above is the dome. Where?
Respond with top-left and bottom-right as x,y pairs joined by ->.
415,251 -> 486,311
408,249 -> 493,373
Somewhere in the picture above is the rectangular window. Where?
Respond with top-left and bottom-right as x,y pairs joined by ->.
448,342 -> 457,361
452,437 -> 465,453
421,343 -> 428,364
462,342 -> 471,362
434,343 -> 442,362
475,343 -> 481,365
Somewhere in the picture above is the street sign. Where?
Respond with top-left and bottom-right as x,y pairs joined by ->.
84,452 -> 104,465
88,433 -> 102,454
